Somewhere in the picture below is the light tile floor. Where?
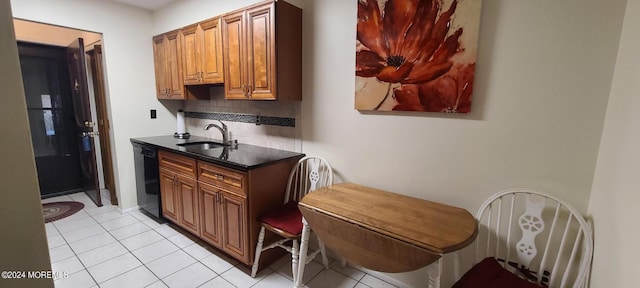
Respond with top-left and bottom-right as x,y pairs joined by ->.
43,192 -> 398,288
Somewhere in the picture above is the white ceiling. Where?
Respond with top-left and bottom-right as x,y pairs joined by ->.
110,0 -> 177,10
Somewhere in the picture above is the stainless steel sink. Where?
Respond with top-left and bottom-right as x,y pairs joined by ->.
176,141 -> 225,150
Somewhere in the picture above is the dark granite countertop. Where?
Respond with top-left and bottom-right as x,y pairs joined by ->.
130,135 -> 304,171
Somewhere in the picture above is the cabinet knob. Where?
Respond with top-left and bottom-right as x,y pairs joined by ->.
215,174 -> 224,181
247,85 -> 252,98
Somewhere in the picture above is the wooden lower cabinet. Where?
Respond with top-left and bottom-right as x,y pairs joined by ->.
199,182 -> 249,263
158,149 -> 301,267
159,168 -> 179,223
199,183 -> 222,247
220,190 -> 248,262
177,174 -> 200,235
159,167 -> 200,236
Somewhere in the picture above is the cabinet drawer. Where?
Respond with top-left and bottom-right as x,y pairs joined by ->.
198,161 -> 247,196
159,150 -> 197,178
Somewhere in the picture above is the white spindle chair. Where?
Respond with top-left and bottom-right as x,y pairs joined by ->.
250,156 -> 332,281
454,188 -> 593,288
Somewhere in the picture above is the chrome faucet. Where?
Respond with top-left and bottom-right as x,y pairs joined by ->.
204,120 -> 229,144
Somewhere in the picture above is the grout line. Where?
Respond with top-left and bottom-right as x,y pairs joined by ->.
51,197 -> 108,286
83,205 -> 154,285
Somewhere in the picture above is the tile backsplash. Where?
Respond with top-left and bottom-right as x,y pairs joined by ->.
183,87 -> 302,152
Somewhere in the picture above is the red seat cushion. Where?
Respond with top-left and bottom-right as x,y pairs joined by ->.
453,257 -> 544,288
259,201 -> 303,235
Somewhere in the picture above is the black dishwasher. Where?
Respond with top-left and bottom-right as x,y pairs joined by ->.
132,142 -> 164,221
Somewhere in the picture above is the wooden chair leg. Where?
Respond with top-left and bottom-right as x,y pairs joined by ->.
251,226 -> 266,277
295,218 -> 311,288
291,239 -> 299,284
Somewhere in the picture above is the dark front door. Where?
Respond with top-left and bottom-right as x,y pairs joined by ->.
18,43 -> 83,196
67,38 -> 102,206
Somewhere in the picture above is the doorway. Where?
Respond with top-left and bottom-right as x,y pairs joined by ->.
14,19 -> 118,206
19,42 -> 84,196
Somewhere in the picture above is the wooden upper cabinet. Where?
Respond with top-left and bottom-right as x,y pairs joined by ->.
166,31 -> 185,99
245,4 -> 276,100
182,18 -> 224,85
152,1 -> 300,101
181,25 -> 200,85
222,10 -> 246,100
153,31 -> 186,100
153,35 -> 169,98
221,1 -> 301,101
200,19 -> 224,84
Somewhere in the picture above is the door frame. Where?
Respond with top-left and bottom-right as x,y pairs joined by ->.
87,45 -> 118,205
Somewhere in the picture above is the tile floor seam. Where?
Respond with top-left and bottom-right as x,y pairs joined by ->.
103,228 -> 167,286
197,276 -> 238,288
55,203 -> 146,287
146,250 -> 198,278
160,261 -> 218,287
330,265 -> 367,282
50,225 -> 74,266
54,209 -> 101,287
118,220 -> 215,287
79,205 -> 127,286
90,260 -> 144,285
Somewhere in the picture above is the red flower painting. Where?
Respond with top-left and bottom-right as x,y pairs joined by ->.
355,0 -> 481,112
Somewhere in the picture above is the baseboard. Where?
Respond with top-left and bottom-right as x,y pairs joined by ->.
357,268 -> 414,288
119,206 -> 140,214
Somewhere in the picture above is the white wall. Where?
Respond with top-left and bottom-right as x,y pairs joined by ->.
153,0 -> 289,34
588,0 -> 640,286
10,0 -> 180,209
301,1 -> 624,285
302,0 -> 625,213
0,1 -> 52,287
153,0 -> 626,286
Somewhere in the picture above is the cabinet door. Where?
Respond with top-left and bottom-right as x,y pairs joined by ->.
199,182 -> 222,248
246,3 -> 276,100
222,11 -> 248,99
152,35 -> 169,98
177,175 -> 200,235
220,191 -> 249,263
165,31 -> 185,99
200,18 -> 224,84
159,169 -> 179,223
181,25 -> 200,85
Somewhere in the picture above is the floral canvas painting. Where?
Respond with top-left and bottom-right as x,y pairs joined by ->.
355,0 -> 482,112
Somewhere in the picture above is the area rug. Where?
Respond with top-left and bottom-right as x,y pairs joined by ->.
42,201 -> 85,223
